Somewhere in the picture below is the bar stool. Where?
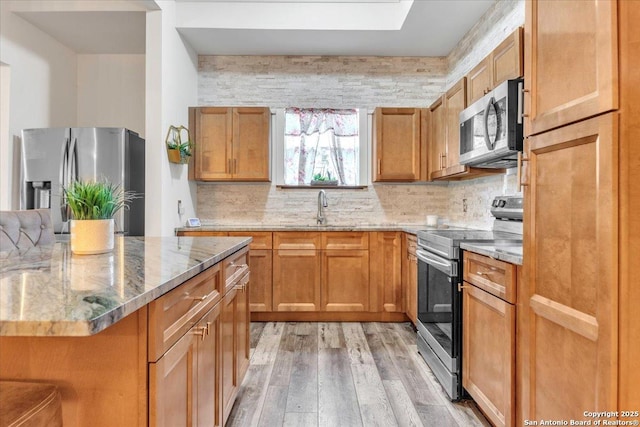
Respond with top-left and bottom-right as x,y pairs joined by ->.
0,209 -> 55,252
0,381 -> 63,426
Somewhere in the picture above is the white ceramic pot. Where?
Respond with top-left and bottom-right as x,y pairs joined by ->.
70,219 -> 114,255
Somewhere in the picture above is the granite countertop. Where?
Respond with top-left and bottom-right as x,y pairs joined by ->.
460,242 -> 523,266
0,236 -> 251,337
175,223 -> 449,235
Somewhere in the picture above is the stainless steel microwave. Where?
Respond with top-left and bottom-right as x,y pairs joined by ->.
459,78 -> 524,168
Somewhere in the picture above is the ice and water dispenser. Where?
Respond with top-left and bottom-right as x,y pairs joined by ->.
24,181 -> 52,209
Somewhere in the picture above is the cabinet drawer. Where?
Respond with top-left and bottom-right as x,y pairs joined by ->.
148,264 -> 222,362
463,251 -> 517,304
274,232 -> 321,250
228,231 -> 272,250
321,232 -> 368,250
224,246 -> 250,293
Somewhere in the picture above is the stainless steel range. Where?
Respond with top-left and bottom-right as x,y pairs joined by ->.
415,196 -> 523,401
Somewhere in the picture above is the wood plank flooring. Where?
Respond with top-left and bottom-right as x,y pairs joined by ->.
227,322 -> 490,427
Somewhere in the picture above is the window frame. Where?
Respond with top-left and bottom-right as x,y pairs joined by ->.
272,108 -> 370,187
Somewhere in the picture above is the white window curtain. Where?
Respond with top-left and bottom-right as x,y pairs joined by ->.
284,108 -> 359,185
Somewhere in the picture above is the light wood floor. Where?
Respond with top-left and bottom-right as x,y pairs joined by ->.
227,322 -> 490,427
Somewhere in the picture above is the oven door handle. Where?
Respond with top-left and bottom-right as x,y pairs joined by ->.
416,249 -> 456,277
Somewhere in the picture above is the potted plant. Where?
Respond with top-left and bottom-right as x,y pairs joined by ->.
165,125 -> 193,164
310,172 -> 338,186
63,180 -> 136,255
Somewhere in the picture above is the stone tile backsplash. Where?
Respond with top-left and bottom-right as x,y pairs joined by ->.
197,173 -> 519,230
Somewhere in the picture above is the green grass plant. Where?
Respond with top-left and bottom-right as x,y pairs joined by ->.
63,180 -> 136,220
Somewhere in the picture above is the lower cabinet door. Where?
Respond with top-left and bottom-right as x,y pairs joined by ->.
150,327 -> 198,427
197,306 -> 221,427
220,288 -> 238,425
247,249 -> 272,312
236,274 -> 250,384
321,249 -> 369,311
273,249 -> 321,311
463,283 -> 515,427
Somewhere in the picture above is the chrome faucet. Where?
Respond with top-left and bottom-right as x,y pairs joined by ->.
317,190 -> 328,225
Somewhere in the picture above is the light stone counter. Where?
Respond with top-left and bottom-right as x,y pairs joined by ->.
460,242 -> 523,266
175,223 -> 435,235
0,236 -> 251,337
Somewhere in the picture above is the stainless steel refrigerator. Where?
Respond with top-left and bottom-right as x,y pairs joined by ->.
20,127 -> 145,235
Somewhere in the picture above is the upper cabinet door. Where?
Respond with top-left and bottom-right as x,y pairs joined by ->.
492,27 -> 523,87
428,96 -> 446,178
467,57 -> 492,105
444,78 -> 467,168
232,107 -> 271,181
373,108 -> 422,182
192,107 -> 233,180
525,0 -> 618,136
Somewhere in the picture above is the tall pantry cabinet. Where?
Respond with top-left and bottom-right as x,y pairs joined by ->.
519,0 -> 639,423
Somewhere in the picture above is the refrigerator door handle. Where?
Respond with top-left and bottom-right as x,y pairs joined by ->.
59,137 -> 70,223
69,137 -> 78,182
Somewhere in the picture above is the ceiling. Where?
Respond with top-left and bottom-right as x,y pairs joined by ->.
14,0 -> 496,57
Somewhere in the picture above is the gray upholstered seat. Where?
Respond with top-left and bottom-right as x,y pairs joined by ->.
0,209 -> 55,252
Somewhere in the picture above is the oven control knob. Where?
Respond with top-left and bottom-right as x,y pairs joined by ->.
499,200 -> 507,207
492,199 -> 499,207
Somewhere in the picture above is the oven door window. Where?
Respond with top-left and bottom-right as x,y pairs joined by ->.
417,257 -> 458,358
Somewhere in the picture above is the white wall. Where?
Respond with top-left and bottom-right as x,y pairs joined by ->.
0,1 -> 77,209
77,54 -> 146,137
145,1 -> 198,236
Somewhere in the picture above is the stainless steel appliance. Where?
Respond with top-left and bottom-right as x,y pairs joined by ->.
415,196 -> 523,400
459,78 -> 524,169
20,127 -> 145,235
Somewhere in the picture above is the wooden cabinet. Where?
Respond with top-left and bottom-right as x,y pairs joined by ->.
178,231 -> 273,313
189,107 -> 270,181
228,231 -> 272,312
521,114 -> 617,422
466,57 -> 492,106
428,96 -> 445,179
372,108 -> 426,182
428,79 -> 499,181
524,1 -> 617,136
444,79 -> 466,170
321,233 -> 369,312
220,248 -> 250,425
463,251 -> 517,427
180,230 -> 411,321
462,281 -> 515,427
370,231 -> 402,313
150,305 -> 221,427
467,28 -> 523,105
272,232 -> 322,312
273,232 -> 372,313
402,233 -> 418,325
518,0 -> 640,421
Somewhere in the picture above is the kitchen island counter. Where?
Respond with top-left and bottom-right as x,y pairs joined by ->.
0,236 -> 251,336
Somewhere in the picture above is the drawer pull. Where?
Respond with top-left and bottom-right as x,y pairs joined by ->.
458,284 -> 472,292
205,321 -> 211,336
192,326 -> 207,341
192,294 -> 209,302
476,271 -> 494,276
